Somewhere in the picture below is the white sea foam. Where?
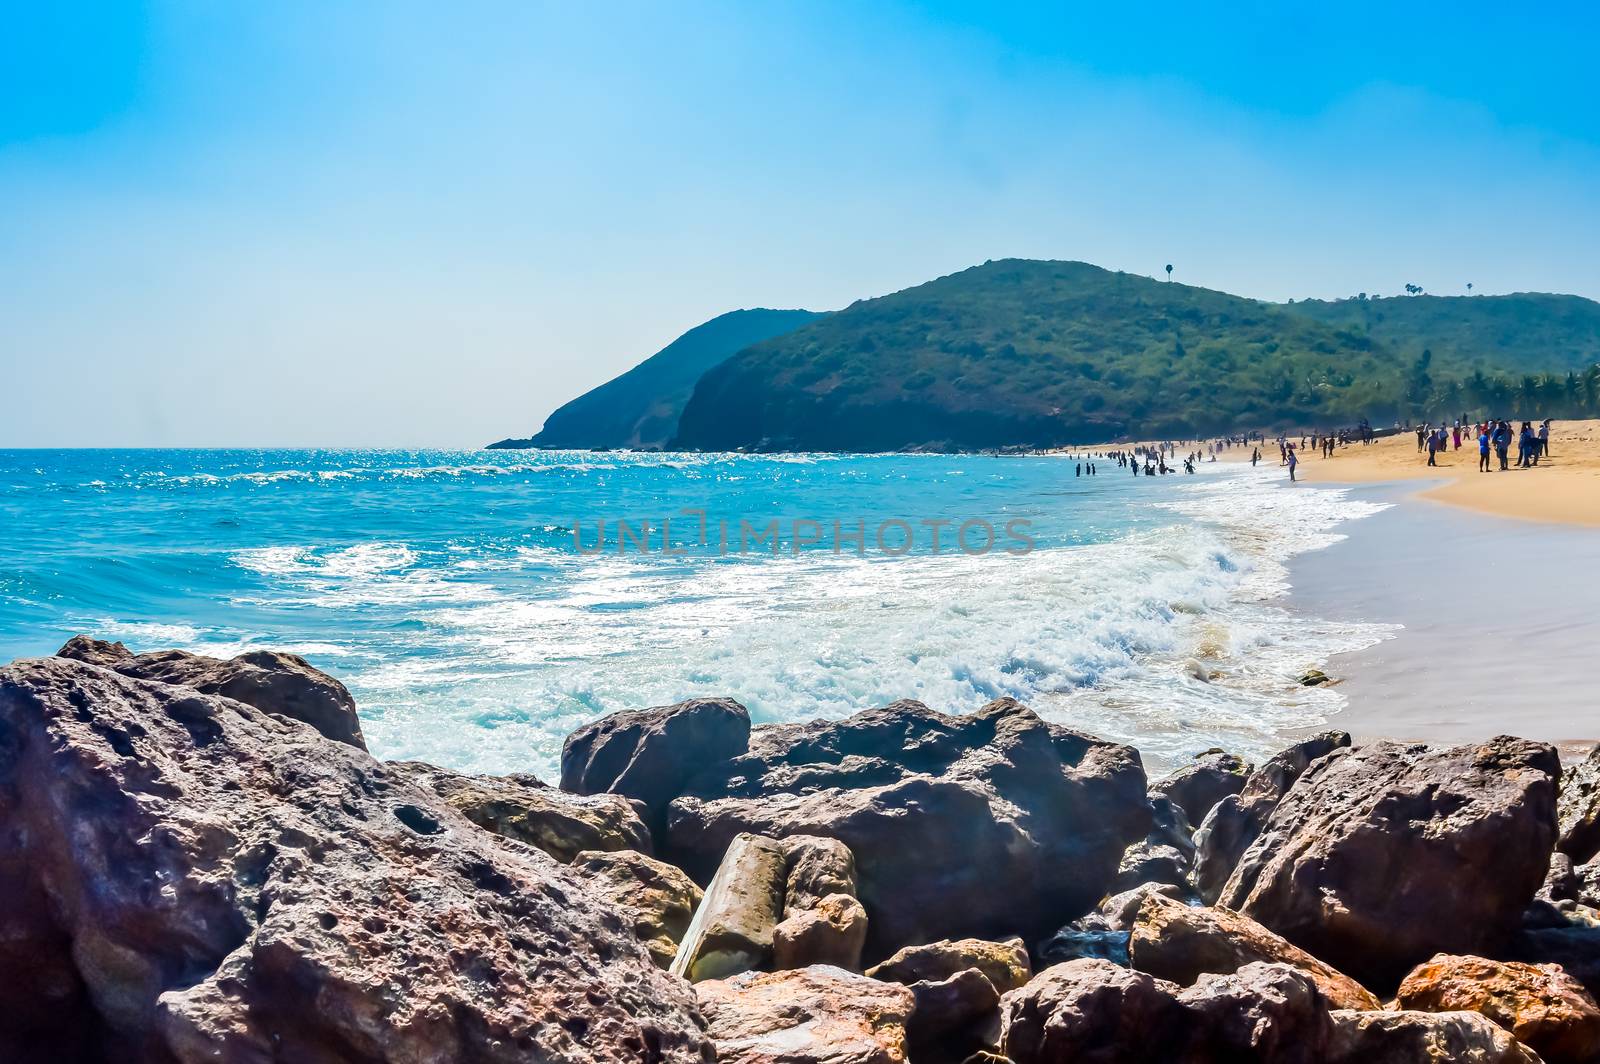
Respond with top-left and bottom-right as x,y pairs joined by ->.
326,468 -> 1397,778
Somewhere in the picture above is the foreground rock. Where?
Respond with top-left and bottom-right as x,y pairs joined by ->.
867,937 -> 1032,991
1396,953 -> 1600,1064
571,849 -> 703,969
1558,744 -> 1600,863
391,759 -> 652,861
1150,748 -> 1251,827
696,966 -> 914,1064
561,696 -> 751,831
1129,895 -> 1381,1010
869,938 -> 1031,1059
671,833 -> 788,982
772,893 -> 868,971
999,959 -> 1337,1062
1191,731 -> 1349,903
667,698 -> 1149,956
1219,736 -> 1560,988
1000,957 -> 1542,1063
57,634 -> 367,749
0,657 -> 711,1062
1326,1009 -> 1542,1063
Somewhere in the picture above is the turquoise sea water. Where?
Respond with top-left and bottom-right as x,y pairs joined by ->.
0,449 -> 1393,777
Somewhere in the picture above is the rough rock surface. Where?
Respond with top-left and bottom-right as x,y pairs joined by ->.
1099,881 -> 1194,930
560,696 -> 751,830
867,937 -> 1031,994
671,833 -> 788,982
772,893 -> 868,972
1191,731 -> 1350,903
1151,749 -> 1251,827
570,848 -> 703,969
390,759 -> 652,862
1128,894 -> 1381,1011
899,966 -> 1002,1052
999,958 -> 1336,1062
57,634 -> 366,749
696,965 -> 914,1064
998,959 -> 1188,1063
870,939 -> 1028,1060
666,698 -> 1149,956
1219,736 -> 1560,987
1558,744 -> 1600,863
782,834 -> 858,912
1110,838 -> 1192,896
1177,962 -> 1337,1063
1326,1009 -> 1542,1063
0,656 -> 711,1063
1397,953 -> 1600,1064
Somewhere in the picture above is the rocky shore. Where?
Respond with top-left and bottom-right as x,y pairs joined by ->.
4,638 -> 1600,1062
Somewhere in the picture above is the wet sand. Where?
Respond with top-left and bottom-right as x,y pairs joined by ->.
1289,481 -> 1600,751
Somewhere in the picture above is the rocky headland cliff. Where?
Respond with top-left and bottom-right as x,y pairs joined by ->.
4,637 -> 1600,1062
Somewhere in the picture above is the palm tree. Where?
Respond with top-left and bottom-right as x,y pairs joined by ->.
1467,282 -> 1473,295
1165,264 -> 1173,282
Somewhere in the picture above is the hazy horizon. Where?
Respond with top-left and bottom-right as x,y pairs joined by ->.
5,3 -> 1599,447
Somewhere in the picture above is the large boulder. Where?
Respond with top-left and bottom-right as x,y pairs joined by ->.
56,634 -> 366,749
666,698 -> 1149,957
570,849 -> 703,969
1557,744 -> 1600,863
999,958 -> 1337,1062
1218,736 -> 1560,988
867,937 -> 1031,993
1128,895 -> 1381,1011
782,834 -> 858,911
0,656 -> 711,1062
1396,953 -> 1600,1064
772,893 -> 868,972
671,833 -> 788,983
560,697 -> 751,830
696,965 -> 914,1064
1191,731 -> 1350,903
998,959 -> 1189,1063
870,938 -> 1031,1061
1151,749 -> 1251,827
1326,1009 -> 1542,1063
1176,962 -> 1338,1063
390,760 -> 652,861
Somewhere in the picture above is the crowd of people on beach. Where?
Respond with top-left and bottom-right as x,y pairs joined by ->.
1057,415 -> 1559,486
1416,417 -> 1553,471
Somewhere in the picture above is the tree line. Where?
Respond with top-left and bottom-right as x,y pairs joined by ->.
1413,358 -> 1600,420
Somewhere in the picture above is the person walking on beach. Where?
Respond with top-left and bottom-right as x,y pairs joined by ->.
1287,444 -> 1298,482
1478,425 -> 1491,472
1539,420 -> 1551,461
1426,429 -> 1439,467
1494,420 -> 1512,470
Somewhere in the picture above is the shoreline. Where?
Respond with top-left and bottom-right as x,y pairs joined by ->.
1285,478 -> 1600,752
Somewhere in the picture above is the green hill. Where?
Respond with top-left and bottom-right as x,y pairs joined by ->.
673,260 -> 1405,451
1285,292 -> 1600,376
488,308 -> 824,450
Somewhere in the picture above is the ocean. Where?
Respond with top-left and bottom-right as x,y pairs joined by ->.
0,448 -> 1394,778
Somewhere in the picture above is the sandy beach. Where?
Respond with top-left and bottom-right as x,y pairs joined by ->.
1289,483 -> 1600,750
1282,418 -> 1600,526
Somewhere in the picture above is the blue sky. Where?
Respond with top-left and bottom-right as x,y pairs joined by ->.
4,2 -> 1598,446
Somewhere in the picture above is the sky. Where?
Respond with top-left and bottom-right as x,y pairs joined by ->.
4,2 -> 1599,447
